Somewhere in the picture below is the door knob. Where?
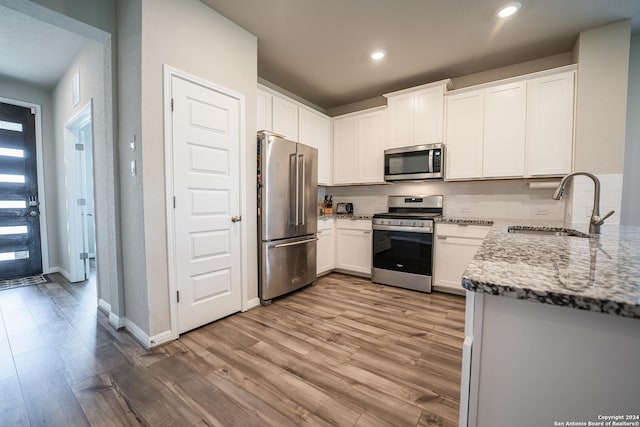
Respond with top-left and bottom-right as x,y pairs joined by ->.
29,210 -> 39,217
231,215 -> 242,223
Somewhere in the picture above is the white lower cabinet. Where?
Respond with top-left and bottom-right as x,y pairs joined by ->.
434,223 -> 491,295
317,220 -> 335,275
335,219 -> 372,276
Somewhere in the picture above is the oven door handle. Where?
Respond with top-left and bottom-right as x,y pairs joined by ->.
372,224 -> 433,234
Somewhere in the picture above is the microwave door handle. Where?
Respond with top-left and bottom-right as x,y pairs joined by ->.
290,153 -> 298,225
428,149 -> 433,174
298,154 -> 305,226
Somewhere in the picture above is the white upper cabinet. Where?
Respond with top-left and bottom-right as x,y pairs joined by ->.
358,109 -> 387,183
482,81 -> 526,178
445,90 -> 485,180
333,116 -> 358,184
526,70 -> 575,176
445,66 -> 576,181
385,80 -> 450,149
257,85 -> 332,184
333,108 -> 387,185
386,93 -> 414,148
299,107 -> 332,185
257,88 -> 272,132
272,96 -> 298,141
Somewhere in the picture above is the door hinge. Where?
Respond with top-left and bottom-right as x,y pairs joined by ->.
173,196 -> 176,209
176,290 -> 180,303
171,98 -> 174,112
75,143 -> 85,151
77,198 -> 87,206
80,252 -> 89,260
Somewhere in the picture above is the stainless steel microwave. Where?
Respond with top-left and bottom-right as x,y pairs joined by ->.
384,143 -> 444,181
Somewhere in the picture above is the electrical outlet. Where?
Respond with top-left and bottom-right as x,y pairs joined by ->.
534,207 -> 549,216
459,206 -> 472,214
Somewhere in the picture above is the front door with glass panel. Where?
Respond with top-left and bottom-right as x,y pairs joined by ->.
0,102 -> 41,279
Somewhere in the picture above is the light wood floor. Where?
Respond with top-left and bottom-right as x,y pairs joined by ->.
0,272 -> 466,426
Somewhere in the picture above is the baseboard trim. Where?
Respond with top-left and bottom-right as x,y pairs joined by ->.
109,312 -> 125,329
245,298 -> 261,310
124,319 -> 151,349
97,298 -> 111,314
122,320 -> 177,349
47,266 -> 73,282
98,298 -> 125,329
149,330 -> 178,348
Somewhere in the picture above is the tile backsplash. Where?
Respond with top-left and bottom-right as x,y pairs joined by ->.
568,173 -> 623,225
321,179 -> 569,221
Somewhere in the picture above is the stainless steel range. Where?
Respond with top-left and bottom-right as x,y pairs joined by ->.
372,195 -> 443,293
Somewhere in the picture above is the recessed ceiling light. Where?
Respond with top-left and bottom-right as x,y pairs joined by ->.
496,2 -> 521,18
370,50 -> 386,61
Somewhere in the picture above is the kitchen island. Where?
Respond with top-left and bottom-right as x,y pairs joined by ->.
459,223 -> 640,427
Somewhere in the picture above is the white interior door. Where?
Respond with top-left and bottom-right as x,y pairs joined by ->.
171,75 -> 242,334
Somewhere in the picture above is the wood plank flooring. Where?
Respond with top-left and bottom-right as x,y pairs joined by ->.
0,272 -> 465,426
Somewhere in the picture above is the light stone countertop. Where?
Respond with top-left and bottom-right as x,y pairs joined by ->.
318,214 -> 373,220
435,217 -> 494,226
462,221 -> 640,319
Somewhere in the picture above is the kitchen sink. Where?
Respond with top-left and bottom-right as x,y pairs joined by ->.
507,226 -> 591,238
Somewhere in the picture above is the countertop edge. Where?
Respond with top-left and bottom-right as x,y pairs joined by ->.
462,277 -> 640,319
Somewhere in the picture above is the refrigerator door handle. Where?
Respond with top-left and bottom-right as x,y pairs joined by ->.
298,153 -> 305,226
289,153 -> 299,225
270,237 -> 318,249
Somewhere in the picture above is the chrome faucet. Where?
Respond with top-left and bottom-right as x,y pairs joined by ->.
551,171 -> 615,234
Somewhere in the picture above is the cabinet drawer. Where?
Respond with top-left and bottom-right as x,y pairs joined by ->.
335,219 -> 372,231
436,223 -> 491,239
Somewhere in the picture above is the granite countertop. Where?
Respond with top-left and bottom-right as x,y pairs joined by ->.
319,214 -> 373,220
436,217 -> 494,226
462,222 -> 640,319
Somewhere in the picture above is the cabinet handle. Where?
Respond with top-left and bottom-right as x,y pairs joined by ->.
438,235 -> 447,240
363,230 -> 371,234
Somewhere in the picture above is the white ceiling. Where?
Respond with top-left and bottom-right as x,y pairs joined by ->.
202,0 -> 640,110
0,5 -> 87,88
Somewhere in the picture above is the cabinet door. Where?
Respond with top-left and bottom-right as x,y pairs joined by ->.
317,228 -> 335,275
414,86 -> 445,145
299,108 -> 332,185
333,117 -> 358,184
358,110 -> 387,183
482,82 -> 526,178
445,91 -> 484,179
526,71 -> 575,176
386,93 -> 414,148
434,235 -> 483,294
257,88 -> 272,132
272,96 -> 298,141
336,228 -> 372,275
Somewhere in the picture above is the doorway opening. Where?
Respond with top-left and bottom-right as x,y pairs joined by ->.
65,102 -> 96,283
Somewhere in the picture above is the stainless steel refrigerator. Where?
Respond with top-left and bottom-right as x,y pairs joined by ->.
257,131 -> 318,305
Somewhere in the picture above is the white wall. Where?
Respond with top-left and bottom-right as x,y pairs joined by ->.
51,40 -> 110,296
138,0 -> 257,336
116,0 -> 147,332
0,76 -> 58,267
574,20 -> 631,174
621,33 -> 640,226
